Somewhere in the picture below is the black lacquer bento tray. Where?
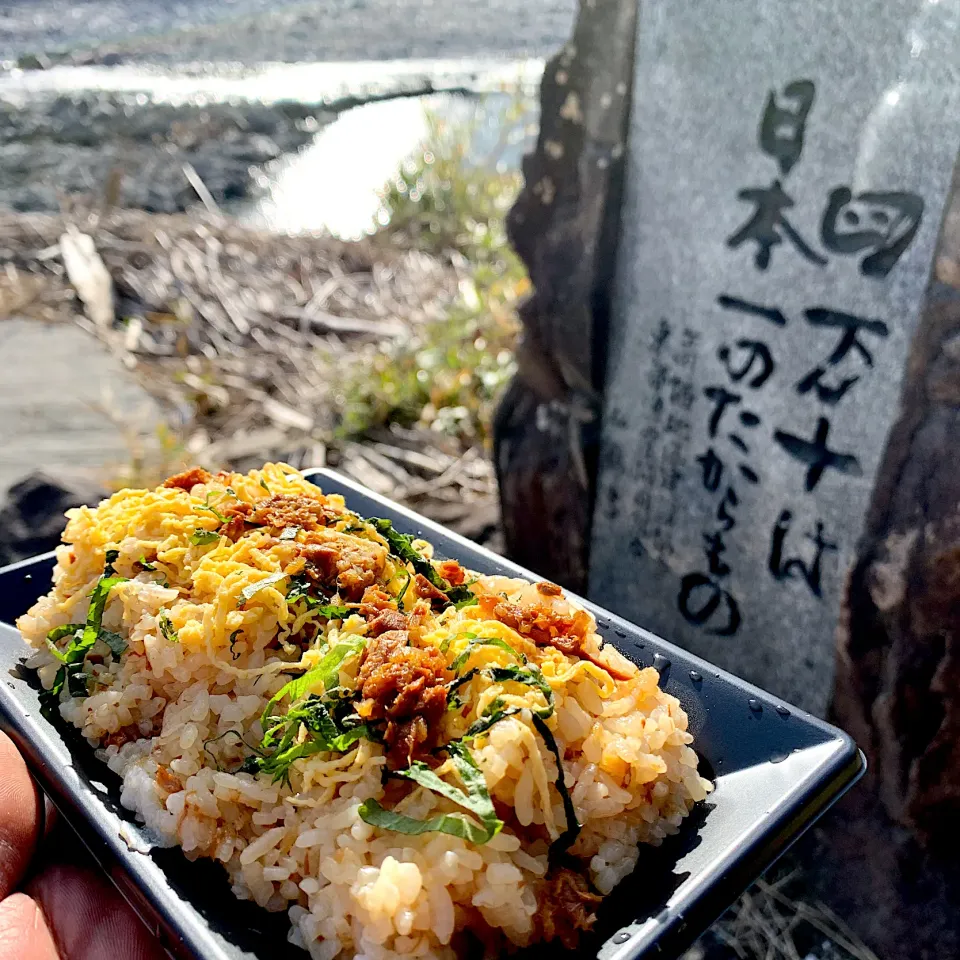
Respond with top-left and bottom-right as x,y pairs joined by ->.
0,468 -> 864,960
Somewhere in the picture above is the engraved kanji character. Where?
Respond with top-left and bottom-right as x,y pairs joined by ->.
716,487 -> 739,532
759,79 -> 816,176
697,448 -> 724,493
796,308 -> 890,404
704,386 -> 741,437
718,339 -> 775,388
728,180 -> 827,270
768,509 -> 838,597
677,573 -> 741,637
717,294 -> 788,327
774,416 -> 863,491
704,532 -> 731,577
821,188 -> 924,278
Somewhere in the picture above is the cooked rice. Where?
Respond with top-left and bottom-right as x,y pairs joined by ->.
18,463 -> 711,960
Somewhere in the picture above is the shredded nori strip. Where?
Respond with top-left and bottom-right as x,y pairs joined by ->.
532,713 -> 582,857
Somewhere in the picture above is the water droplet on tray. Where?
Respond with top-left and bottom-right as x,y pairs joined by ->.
652,653 -> 672,686
748,698 -> 762,713
612,931 -> 631,944
775,704 -> 790,717
689,670 -> 702,683
770,752 -> 788,764
615,628 -> 627,639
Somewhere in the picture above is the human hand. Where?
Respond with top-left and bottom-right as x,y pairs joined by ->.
0,731 -> 166,960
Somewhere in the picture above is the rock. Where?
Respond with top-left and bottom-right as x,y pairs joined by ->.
825,163 -> 960,958
833,168 -> 960,851
16,53 -> 52,71
495,0 -> 638,590
0,473 -> 108,568
0,92 -> 328,215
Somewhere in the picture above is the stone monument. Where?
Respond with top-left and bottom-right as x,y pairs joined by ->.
586,0 -> 960,715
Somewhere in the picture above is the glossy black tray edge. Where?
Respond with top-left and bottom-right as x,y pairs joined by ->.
0,467 -> 865,960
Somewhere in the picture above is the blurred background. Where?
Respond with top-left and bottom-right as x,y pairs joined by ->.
0,0 -> 572,557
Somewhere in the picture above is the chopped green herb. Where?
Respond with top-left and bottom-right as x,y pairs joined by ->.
451,637 -> 525,673
259,635 -> 366,734
315,604 -> 352,619
251,720 -> 370,783
370,519 -> 479,609
45,623 -> 82,657
101,631 -> 128,657
448,585 -> 479,609
396,569 -> 412,609
285,576 -> 312,604
463,704 -> 522,740
370,518 -> 446,590
189,529 -> 220,546
531,713 -> 581,856
158,612 -> 180,643
238,571 -> 288,607
440,631 -> 476,654
259,478 -> 271,493
228,629 -> 242,660
446,668 -> 478,710
279,526 -> 301,541
67,669 -> 90,698
137,556 -> 157,571
197,491 -> 228,523
45,557 -> 128,699
285,578 -> 350,618
251,681 -> 372,783
202,729 -> 249,770
487,665 -> 554,717
359,742 -> 502,844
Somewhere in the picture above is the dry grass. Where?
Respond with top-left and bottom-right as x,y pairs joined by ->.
687,874 -> 881,960
0,205 -> 501,538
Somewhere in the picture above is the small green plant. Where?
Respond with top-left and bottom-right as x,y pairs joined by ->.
338,94 -> 530,447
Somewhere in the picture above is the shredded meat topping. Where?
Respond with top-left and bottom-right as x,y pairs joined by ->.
536,581 -> 563,596
299,532 -> 387,602
538,867 -> 602,948
163,467 -> 213,491
249,494 -> 333,532
485,597 -> 634,681
103,724 -> 145,749
358,630 -> 451,769
155,765 -> 181,795
359,586 -> 396,616
414,573 -> 448,604
438,560 -> 466,585
367,609 -> 410,637
220,501 -> 253,540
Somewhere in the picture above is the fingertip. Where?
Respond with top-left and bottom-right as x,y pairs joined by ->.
0,892 -> 60,960
0,731 -> 42,900
28,862 -> 167,960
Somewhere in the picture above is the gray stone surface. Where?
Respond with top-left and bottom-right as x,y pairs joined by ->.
0,319 -> 158,499
589,0 -> 960,715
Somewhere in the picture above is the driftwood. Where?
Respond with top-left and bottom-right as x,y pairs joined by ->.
495,0 -> 637,590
